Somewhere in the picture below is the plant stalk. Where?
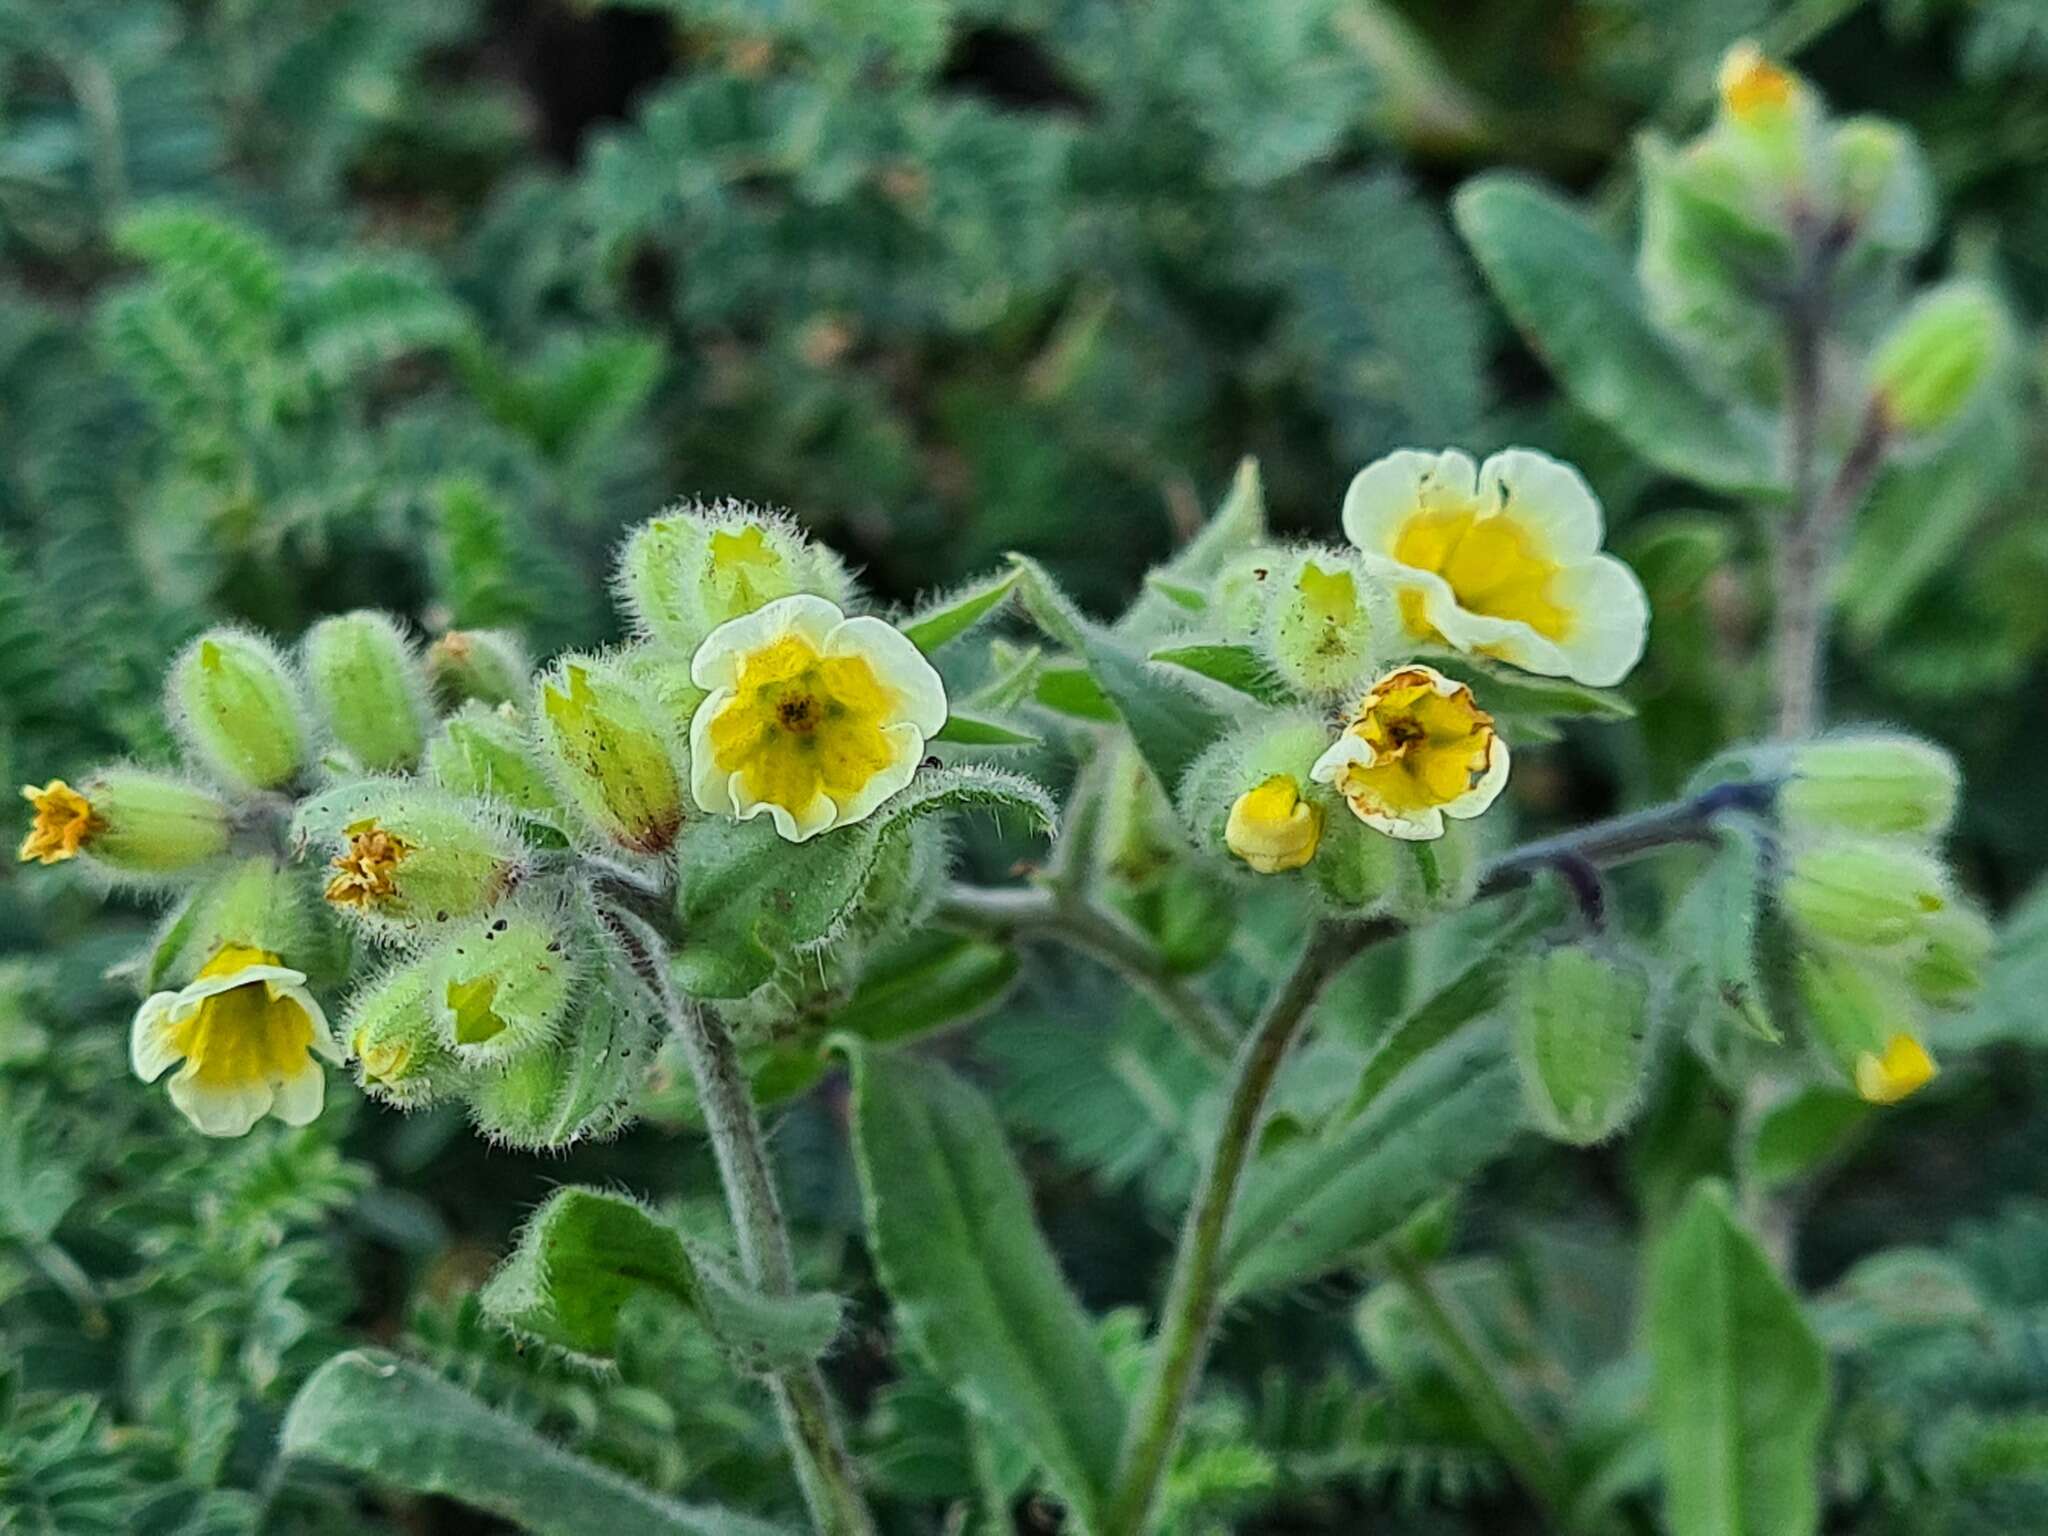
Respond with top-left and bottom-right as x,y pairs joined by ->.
608,908 -> 878,1536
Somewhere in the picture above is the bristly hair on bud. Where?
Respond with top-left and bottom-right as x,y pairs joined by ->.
19,765 -> 231,886
426,628 -> 530,710
165,626 -> 311,794
532,651 -> 687,855
293,779 -> 527,944
302,610 -> 434,773
612,499 -> 854,652
343,958 -> 468,1111
428,897 -> 582,1068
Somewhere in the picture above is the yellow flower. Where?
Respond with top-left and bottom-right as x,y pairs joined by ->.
131,943 -> 341,1137
1311,665 -> 1509,841
1342,448 -> 1648,687
19,780 -> 101,865
1854,1032 -> 1936,1106
689,594 -> 947,843
1717,41 -> 1797,123
1225,776 -> 1323,874
324,821 -> 411,909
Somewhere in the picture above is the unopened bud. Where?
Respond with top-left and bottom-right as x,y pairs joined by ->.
1782,840 -> 1948,949
426,629 -> 528,709
468,1045 -> 574,1147
1211,546 -> 1286,635
300,784 -> 525,937
534,656 -> 685,854
1870,281 -> 2006,436
1831,118 -> 1932,257
303,611 -> 431,772
426,704 -> 561,819
430,904 -> 576,1066
167,629 -> 308,792
77,769 -> 232,875
1797,948 -> 1936,1105
344,960 -> 464,1110
1782,732 -> 1958,839
616,503 -> 849,648
1264,552 -> 1383,696
1906,903 -> 1993,1009
1512,946 -> 1652,1144
1225,776 -> 1322,874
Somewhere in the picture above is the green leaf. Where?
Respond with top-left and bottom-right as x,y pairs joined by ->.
1011,554 -> 1229,791
1149,643 -> 1292,705
1224,1031 -> 1525,1298
1950,878 -> 2048,1049
932,712 -> 1040,747
841,1040 -> 1126,1530
672,767 -> 1055,998
281,1350 -> 792,1536
1032,664 -> 1119,723
480,1187 -> 842,1373
1510,946 -> 1651,1145
903,568 -> 1022,654
1453,175 -> 1780,497
1747,1087 -> 1872,1189
1649,1182 -> 1828,1536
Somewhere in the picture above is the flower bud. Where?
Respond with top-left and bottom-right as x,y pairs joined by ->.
1225,776 -> 1322,874
1869,281 -> 2007,437
468,1046 -> 575,1147
156,858 -> 313,984
429,904 -> 576,1067
1782,733 -> 1958,840
1263,552 -> 1384,696
615,513 -> 710,646
534,656 -> 686,854
300,783 -> 525,937
20,770 -> 230,876
167,629 -> 308,792
303,611 -> 431,772
425,704 -> 562,820
426,629 -> 529,709
1211,546 -> 1286,635
344,960 -> 465,1110
1797,948 -> 1936,1105
1512,945 -> 1651,1145
1906,903 -> 1993,1009
1781,840 -> 1948,950
1830,117 -> 1932,259
616,503 -> 850,648
1712,42 -> 1817,185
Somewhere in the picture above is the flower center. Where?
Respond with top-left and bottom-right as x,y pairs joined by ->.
170,946 -> 314,1090
325,821 -> 410,909
707,632 -> 898,811
1392,503 -> 1569,640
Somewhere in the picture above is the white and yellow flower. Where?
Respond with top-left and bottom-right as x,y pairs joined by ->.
1225,775 -> 1323,874
688,594 -> 947,843
1341,448 -> 1648,687
131,943 -> 342,1137
1311,665 -> 1509,841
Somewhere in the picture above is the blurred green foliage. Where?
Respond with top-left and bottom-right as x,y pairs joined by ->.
6,1 -> 2048,1533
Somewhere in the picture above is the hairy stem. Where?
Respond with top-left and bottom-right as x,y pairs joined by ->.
1095,781 -> 1775,1535
1104,921 -> 1355,1536
937,884 -> 1240,1066
608,909 -> 877,1536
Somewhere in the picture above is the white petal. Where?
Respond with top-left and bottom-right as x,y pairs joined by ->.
689,689 -> 741,816
131,995 -> 185,1083
1357,804 -> 1446,841
1443,735 -> 1512,821
1550,555 -> 1650,687
269,1063 -> 327,1127
689,593 -> 846,690
168,1070 -> 273,1138
1479,448 -> 1603,560
283,985 -> 344,1066
1341,450 -> 1476,555
828,722 -> 925,829
178,961 -> 307,1007
829,616 -> 948,736
734,776 -> 840,844
1415,585 -> 1570,677
1310,731 -> 1376,785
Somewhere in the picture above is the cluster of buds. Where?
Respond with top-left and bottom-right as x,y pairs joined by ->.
1774,733 -> 1984,1105
1640,42 -> 2005,440
21,494 -> 968,1140
1179,445 -> 1648,920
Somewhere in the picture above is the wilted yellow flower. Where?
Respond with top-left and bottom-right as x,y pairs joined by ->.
325,821 -> 410,909
131,943 -> 342,1136
689,594 -> 946,842
1854,1032 -> 1937,1106
1311,665 -> 1509,841
19,780 -> 101,865
1343,448 -> 1648,687
1225,775 -> 1323,874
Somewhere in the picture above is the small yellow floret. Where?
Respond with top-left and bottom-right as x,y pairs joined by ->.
1718,42 -> 1797,121
325,820 -> 410,909
19,779 -> 100,865
354,1028 -> 414,1086
1855,1032 -> 1937,1105
1225,775 -> 1323,874
1317,668 -> 1504,837
706,633 -> 899,816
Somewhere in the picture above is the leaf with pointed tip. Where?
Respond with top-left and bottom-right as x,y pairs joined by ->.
904,569 -> 1022,654
1032,664 -> 1118,722
281,1350 -> 792,1536
1149,643 -> 1292,705
1453,175 -> 1780,497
